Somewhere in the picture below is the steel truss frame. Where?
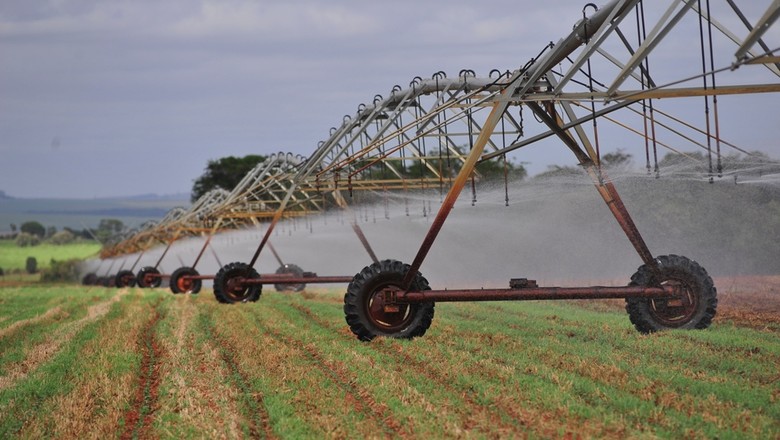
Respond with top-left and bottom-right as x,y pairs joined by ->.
94,1 -> 778,327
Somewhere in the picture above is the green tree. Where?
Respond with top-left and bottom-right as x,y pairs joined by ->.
404,147 -> 527,182
191,154 -> 267,202
41,259 -> 81,282
49,230 -> 76,245
95,219 -> 125,243
20,221 -> 45,238
15,232 -> 41,247
476,156 -> 527,182
600,149 -> 632,168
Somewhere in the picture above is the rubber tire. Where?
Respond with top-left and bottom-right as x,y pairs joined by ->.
213,262 -> 262,304
626,254 -> 717,333
136,266 -> 162,288
82,273 -> 98,286
169,266 -> 201,294
344,259 -> 435,341
115,270 -> 137,288
274,263 -> 306,292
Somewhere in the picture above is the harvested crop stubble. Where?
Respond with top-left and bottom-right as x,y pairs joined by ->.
155,296 -> 248,438
20,292 -> 147,438
1,285 -> 778,438
191,305 -> 275,438
0,288 -> 127,391
121,298 -> 165,440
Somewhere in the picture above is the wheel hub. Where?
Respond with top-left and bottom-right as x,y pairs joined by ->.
177,276 -> 193,292
367,285 -> 411,330
649,279 -> 697,326
226,276 -> 247,299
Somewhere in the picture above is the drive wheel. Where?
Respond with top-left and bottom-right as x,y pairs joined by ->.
344,259 -> 435,341
169,266 -> 201,294
82,273 -> 98,286
626,254 -> 717,333
213,262 -> 262,304
136,266 -> 162,288
274,263 -> 305,292
115,270 -> 136,288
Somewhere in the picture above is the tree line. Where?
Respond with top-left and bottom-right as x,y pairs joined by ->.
5,219 -> 126,247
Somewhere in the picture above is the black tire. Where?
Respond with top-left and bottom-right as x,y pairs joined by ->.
344,259 -> 435,341
274,263 -> 305,292
103,275 -> 116,288
626,254 -> 717,333
169,266 -> 201,294
136,266 -> 162,288
115,270 -> 137,288
82,273 -> 98,286
213,262 -> 262,304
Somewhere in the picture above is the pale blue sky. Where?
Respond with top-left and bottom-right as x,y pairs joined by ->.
1,0 -> 778,198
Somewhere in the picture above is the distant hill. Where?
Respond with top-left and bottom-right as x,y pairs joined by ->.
0,194 -> 190,230
111,192 -> 191,201
0,190 -> 13,200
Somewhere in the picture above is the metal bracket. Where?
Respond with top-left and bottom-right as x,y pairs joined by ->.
510,278 -> 539,289
381,287 -> 401,313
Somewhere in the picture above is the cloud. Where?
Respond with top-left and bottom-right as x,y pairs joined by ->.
168,1 -> 380,40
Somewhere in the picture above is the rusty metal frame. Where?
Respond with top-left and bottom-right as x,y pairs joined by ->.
96,0 -> 779,302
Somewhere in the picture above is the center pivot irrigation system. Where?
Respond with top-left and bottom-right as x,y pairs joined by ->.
90,0 -> 779,340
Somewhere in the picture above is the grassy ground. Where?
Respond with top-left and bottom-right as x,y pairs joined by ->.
0,284 -> 778,438
0,240 -> 100,271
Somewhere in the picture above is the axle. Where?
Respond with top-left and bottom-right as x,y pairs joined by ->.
185,273 -> 353,284
381,283 -> 680,304
241,274 -> 354,285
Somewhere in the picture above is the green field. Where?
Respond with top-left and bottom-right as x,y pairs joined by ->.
0,284 -> 778,438
0,240 -> 100,271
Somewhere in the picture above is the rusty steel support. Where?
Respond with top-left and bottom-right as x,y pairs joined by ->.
267,241 -> 285,266
101,259 -> 117,277
249,211 -> 284,268
401,89 -> 514,288
191,234 -> 214,269
586,167 -> 657,268
528,101 -> 657,269
209,243 -> 223,268
153,230 -> 182,269
129,250 -> 145,272
399,2 -> 638,289
351,222 -> 379,264
395,285 -> 678,303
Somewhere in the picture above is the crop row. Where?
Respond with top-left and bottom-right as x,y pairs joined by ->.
0,285 -> 778,438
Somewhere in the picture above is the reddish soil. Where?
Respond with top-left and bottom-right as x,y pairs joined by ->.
121,305 -> 164,440
569,275 -> 780,330
286,303 -> 595,438
712,275 -> 780,330
204,319 -> 276,439
258,317 -> 409,439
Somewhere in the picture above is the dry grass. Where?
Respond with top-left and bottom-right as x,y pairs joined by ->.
152,296 -> 248,439
22,291 -> 145,438
0,289 -> 127,391
0,306 -> 64,339
2,279 -> 779,438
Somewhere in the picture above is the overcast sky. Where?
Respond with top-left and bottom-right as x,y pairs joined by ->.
1,0 -> 778,199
